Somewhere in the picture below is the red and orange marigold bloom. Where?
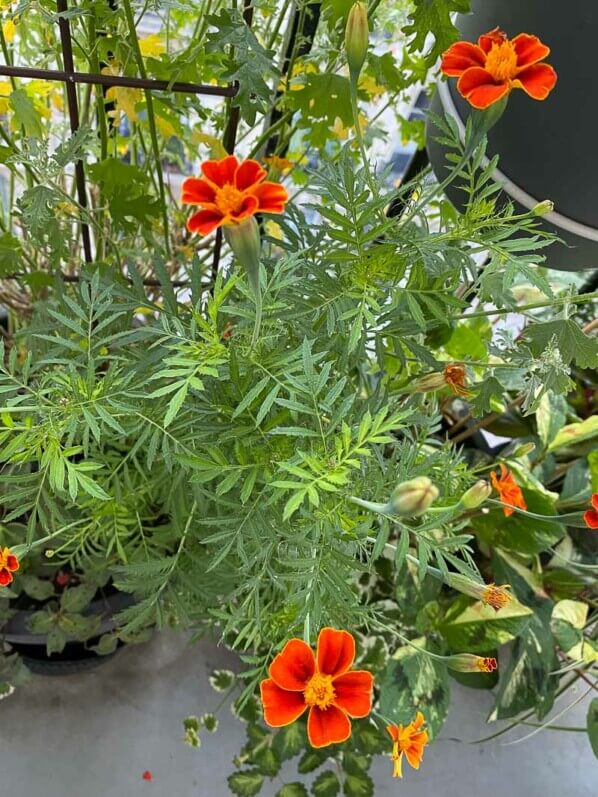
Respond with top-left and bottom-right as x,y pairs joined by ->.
181,155 -> 288,236
441,27 -> 557,110
583,493 -> 598,529
260,628 -> 374,748
387,712 -> 429,779
490,463 -> 527,517
0,546 -> 19,587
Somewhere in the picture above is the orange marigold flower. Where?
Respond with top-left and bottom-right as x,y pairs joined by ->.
443,363 -> 470,397
490,463 -> 527,517
0,546 -> 19,587
387,712 -> 429,779
260,627 -> 374,749
583,493 -> 598,529
181,155 -> 288,236
441,27 -> 557,109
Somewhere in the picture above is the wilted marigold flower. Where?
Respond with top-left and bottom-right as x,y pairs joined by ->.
0,546 -> 19,587
387,712 -> 429,778
490,463 -> 527,517
448,573 -> 512,611
447,654 -> 498,673
260,628 -> 373,748
583,494 -> 598,529
441,27 -> 557,109
443,364 -> 470,397
181,155 -> 288,236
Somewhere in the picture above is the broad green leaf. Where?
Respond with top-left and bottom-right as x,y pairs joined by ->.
276,785 -> 309,797
525,319 -> 598,370
227,770 -> 264,797
380,639 -> 450,739
470,487 -> 565,555
404,0 -> 471,65
343,773 -> 373,797
60,583 -> 96,613
312,771 -> 340,797
273,721 -> 304,761
439,596 -> 533,653
489,602 -> 558,721
10,89 -> 43,137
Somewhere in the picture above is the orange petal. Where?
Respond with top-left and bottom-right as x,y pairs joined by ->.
201,155 -> 239,188
229,194 -> 260,223
6,555 -> 18,572
592,494 -> 598,511
307,705 -> 351,748
583,509 -> 598,529
260,679 -> 308,727
478,27 -> 507,54
250,182 -> 289,214
413,711 -> 425,730
269,639 -> 316,690
441,41 -> 486,76
515,63 -> 557,100
512,33 -> 550,68
316,628 -> 355,677
181,177 -> 216,206
332,670 -> 373,718
387,724 -> 399,742
235,159 -> 267,191
187,208 -> 224,236
404,744 -> 425,770
457,67 -> 509,109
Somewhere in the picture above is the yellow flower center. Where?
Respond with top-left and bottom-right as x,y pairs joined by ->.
215,184 -> 245,216
303,673 -> 335,709
482,584 -> 511,610
485,41 -> 518,82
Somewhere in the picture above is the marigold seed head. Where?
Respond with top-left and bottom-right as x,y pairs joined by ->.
412,372 -> 446,394
390,476 -> 439,517
447,574 -> 512,611
447,654 -> 498,673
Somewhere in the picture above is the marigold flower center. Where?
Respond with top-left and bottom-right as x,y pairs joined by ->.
303,672 -> 336,709
485,41 -> 518,82
477,656 -> 498,673
482,584 -> 511,610
215,184 -> 245,216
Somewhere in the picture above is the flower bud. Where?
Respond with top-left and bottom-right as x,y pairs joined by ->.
447,654 -> 497,673
345,2 -> 369,82
532,199 -> 554,216
447,574 -> 512,611
460,480 -> 492,509
224,216 -> 261,299
390,477 -> 439,517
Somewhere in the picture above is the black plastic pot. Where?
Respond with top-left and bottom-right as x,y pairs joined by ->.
426,0 -> 598,271
2,590 -> 134,675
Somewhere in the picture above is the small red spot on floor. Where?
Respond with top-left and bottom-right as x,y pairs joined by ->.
142,771 -> 153,781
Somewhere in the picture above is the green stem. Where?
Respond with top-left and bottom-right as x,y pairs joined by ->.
121,0 -> 171,257
349,80 -> 383,215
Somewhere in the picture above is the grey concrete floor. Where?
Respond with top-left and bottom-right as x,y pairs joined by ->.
0,632 -> 596,797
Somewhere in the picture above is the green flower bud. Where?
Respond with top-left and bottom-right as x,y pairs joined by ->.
390,476 -> 439,517
345,2 -> 369,82
224,216 -> 261,298
460,480 -> 492,509
532,199 -> 554,216
412,372 -> 446,394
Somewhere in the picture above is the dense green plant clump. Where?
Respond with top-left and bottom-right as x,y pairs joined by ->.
0,0 -> 596,793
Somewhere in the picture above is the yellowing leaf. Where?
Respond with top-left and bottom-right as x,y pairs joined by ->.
264,220 -> 283,241
0,80 -> 11,114
139,33 -> 166,58
548,415 -> 598,451
191,130 -> 227,159
155,113 -> 176,138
